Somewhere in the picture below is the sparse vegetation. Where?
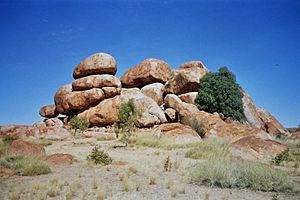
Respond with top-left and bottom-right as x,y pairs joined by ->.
149,176 -> 156,185
86,145 -> 112,165
190,159 -> 294,192
164,156 -> 172,172
195,67 -> 245,121
69,115 -> 89,133
128,166 -> 138,174
35,138 -> 53,146
0,155 -> 51,176
113,99 -> 141,146
273,146 -> 300,165
185,138 -> 231,160
3,135 -> 18,144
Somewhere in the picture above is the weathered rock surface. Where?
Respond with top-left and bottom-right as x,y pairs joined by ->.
164,94 -> 268,138
0,123 -> 72,141
141,83 -> 165,105
165,61 -> 209,95
153,123 -> 201,143
102,87 -> 120,98
73,53 -> 117,79
120,58 -> 171,88
79,88 -> 167,127
45,118 -> 64,128
8,140 -> 45,156
72,75 -> 121,91
230,136 -> 287,162
54,84 -> 105,115
287,128 -> 300,141
178,92 -> 198,105
45,153 -> 78,166
164,108 -> 177,122
257,108 -> 288,135
39,104 -> 58,118
242,90 -> 265,130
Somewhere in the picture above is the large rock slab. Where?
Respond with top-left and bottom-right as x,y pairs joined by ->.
73,53 -> 117,79
141,83 -> 165,105
178,92 -> 198,105
164,94 -> 268,139
54,84 -> 105,115
242,90 -> 265,130
257,108 -> 289,135
120,58 -> 171,88
8,140 -> 45,156
230,136 -> 287,162
78,88 -> 167,127
72,75 -> 121,91
153,123 -> 201,144
165,61 -> 209,95
39,104 -> 58,118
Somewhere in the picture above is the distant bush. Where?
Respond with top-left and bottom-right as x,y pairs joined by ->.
3,135 -> 18,144
190,159 -> 294,192
86,145 -> 112,165
273,147 -> 300,165
113,99 -> 141,146
195,67 -> 245,121
0,155 -> 51,176
69,116 -> 89,132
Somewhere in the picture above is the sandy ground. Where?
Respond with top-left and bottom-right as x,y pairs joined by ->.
0,138 -> 299,200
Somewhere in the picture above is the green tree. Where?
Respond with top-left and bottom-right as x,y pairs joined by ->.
113,99 -> 141,146
195,67 -> 245,121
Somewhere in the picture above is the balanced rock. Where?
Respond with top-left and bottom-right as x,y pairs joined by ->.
141,82 -> 165,105
230,136 -> 287,162
178,92 -> 198,105
54,84 -> 105,115
120,58 -> 171,88
8,140 -> 45,156
73,53 -> 117,79
72,75 -> 121,91
39,104 -> 58,118
257,108 -> 288,135
242,90 -> 265,130
165,61 -> 209,95
78,88 -> 167,127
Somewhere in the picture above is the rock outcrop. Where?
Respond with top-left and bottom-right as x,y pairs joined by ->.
8,140 -> 45,156
230,136 -> 287,162
257,108 -> 289,135
120,58 -> 171,88
165,61 -> 208,95
73,53 -> 117,79
78,88 -> 167,127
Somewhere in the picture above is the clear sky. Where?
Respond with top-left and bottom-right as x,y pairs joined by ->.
0,0 -> 299,127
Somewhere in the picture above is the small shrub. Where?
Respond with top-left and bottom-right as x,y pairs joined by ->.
86,145 -> 112,165
185,118 -> 205,138
3,135 -> 18,144
113,99 -> 141,146
163,156 -> 172,172
273,147 -> 300,165
69,115 -> 89,132
0,155 -> 51,176
149,176 -> 156,185
195,67 -> 245,121
190,159 -> 294,192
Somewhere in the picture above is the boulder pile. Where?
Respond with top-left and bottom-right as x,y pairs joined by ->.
35,52 -> 289,142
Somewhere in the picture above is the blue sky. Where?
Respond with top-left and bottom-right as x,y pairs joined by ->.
0,0 -> 299,127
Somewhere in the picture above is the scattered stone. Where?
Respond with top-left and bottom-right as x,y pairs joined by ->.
120,58 -> 171,88
45,153 -> 78,166
73,53 -> 117,79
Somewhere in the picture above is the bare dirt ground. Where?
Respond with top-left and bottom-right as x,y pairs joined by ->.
0,138 -> 299,200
